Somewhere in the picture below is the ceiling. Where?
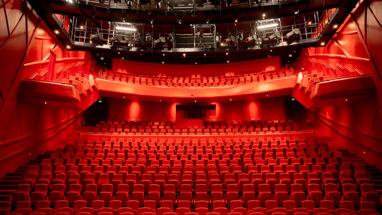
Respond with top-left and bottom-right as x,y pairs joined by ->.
28,0 -> 359,67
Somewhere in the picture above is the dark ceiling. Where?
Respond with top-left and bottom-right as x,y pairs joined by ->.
27,0 -> 359,67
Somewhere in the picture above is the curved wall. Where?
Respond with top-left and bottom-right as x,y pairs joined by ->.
295,0 -> 382,169
0,0 -> 94,177
112,56 -> 281,76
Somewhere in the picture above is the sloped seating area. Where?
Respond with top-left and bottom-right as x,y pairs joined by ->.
1,134 -> 381,215
99,69 -> 295,88
94,120 -> 299,135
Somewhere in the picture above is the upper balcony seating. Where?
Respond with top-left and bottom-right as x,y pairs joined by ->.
93,120 -> 299,134
99,69 -> 296,88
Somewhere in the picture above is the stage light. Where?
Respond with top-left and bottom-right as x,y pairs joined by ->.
245,35 -> 255,42
155,0 -> 162,8
116,26 -> 137,31
257,23 -> 278,29
268,31 -> 281,40
216,33 -> 222,42
286,28 -> 300,39
168,33 -> 174,43
225,0 -> 232,7
110,35 -> 122,42
237,31 -> 244,41
154,36 -> 166,45
146,33 -> 152,42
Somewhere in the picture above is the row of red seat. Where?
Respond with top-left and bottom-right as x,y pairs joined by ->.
101,70 -> 295,88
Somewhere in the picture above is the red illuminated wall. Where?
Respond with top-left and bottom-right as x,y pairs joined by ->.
108,97 -> 286,122
297,0 -> 382,168
0,0 -> 92,177
112,56 -> 281,76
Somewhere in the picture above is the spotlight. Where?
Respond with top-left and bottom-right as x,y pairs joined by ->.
145,33 -> 152,42
268,31 -> 281,40
321,42 -> 325,46
80,26 -> 84,29
286,28 -> 300,39
150,19 -> 154,24
126,0 -> 134,9
167,33 -> 174,43
110,35 -> 122,42
155,0 -> 162,8
308,21 -> 312,25
333,24 -> 338,29
227,60 -> 230,63
225,0 -> 232,7
206,19 -> 210,24
154,36 -> 166,45
245,35 -> 253,42
183,53 -> 186,57
66,45 -> 71,49
237,30 -> 244,41
54,30 -> 59,34
226,52 -> 228,55
204,53 -> 206,57
216,33 -> 222,42
234,18 -> 238,23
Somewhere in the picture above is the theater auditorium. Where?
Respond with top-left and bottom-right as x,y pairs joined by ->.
0,0 -> 381,215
